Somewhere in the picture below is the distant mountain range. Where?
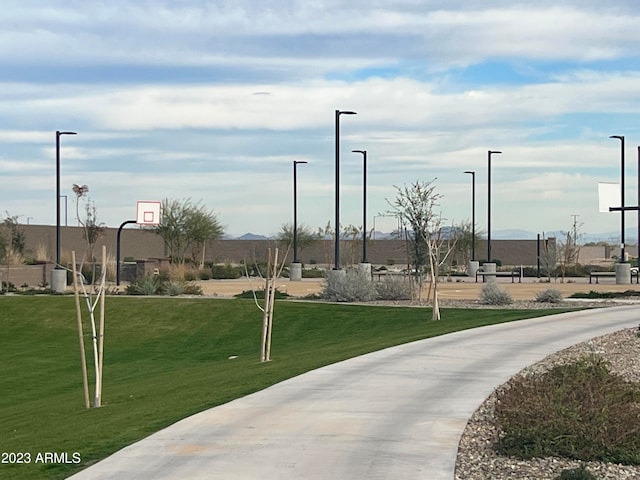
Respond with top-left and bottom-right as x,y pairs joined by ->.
229,229 -> 638,244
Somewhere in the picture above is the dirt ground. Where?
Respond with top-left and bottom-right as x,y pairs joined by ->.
195,276 -> 640,301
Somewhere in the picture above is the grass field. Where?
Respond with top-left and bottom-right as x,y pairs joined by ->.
0,296 -> 569,479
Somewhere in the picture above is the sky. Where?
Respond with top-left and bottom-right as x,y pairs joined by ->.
2,1 -> 640,240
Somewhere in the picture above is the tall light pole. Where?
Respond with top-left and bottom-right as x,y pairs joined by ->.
610,135 -> 625,261
293,160 -> 308,264
463,170 -> 476,261
334,109 -> 357,269
487,150 -> 502,263
352,149 -> 367,263
56,130 -> 77,269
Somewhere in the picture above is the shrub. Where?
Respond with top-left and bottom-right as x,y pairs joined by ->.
234,289 -> 289,299
494,355 -> 640,464
375,276 -> 411,300
555,465 -> 597,480
182,283 -> 203,295
321,270 -> 377,302
163,281 -> 184,296
211,264 -> 243,279
302,267 -> 325,278
125,276 -> 161,295
479,282 -> 512,305
198,270 -> 211,280
535,288 -> 563,303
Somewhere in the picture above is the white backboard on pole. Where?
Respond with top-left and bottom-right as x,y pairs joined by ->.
598,182 -> 620,213
136,201 -> 162,226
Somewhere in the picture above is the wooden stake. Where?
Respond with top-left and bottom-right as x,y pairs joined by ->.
72,251 -> 90,409
96,245 -> 106,407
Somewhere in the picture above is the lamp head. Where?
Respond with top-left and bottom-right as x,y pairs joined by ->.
463,170 -> 474,174
338,110 -> 357,116
57,131 -> 77,136
610,135 -> 624,141
352,149 -> 366,155
488,150 -> 502,155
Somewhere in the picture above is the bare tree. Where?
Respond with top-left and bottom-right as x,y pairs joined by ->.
387,180 -> 458,320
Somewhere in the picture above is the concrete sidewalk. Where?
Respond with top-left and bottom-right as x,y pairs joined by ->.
69,306 -> 639,480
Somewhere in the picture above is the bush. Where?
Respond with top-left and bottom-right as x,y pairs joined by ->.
198,270 -> 211,280
480,282 -> 512,305
535,288 -> 563,303
375,276 -> 411,300
211,264 -> 243,279
234,289 -> 289,299
494,355 -> 640,465
321,270 -> 377,302
126,276 -> 161,295
302,267 -> 325,278
555,465 -> 597,480
163,281 -> 184,296
182,282 -> 203,296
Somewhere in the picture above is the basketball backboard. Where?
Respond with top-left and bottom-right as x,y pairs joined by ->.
136,201 -> 162,226
598,182 -> 620,213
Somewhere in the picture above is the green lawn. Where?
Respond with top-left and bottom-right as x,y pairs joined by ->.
0,296 -> 569,479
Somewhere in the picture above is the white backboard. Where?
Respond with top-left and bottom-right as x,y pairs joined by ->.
136,201 -> 162,226
598,182 -> 620,213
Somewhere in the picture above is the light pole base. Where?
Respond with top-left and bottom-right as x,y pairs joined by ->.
358,262 -> 372,278
468,261 -> 480,279
482,262 -> 496,283
51,269 -> 67,293
615,263 -> 631,285
290,263 -> 303,282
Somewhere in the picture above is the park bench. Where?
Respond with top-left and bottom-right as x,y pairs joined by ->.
589,270 -> 639,284
475,269 -> 522,283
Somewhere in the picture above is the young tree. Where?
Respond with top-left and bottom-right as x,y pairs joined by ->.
387,180 -> 458,320
276,223 -> 319,262
1,213 -> 26,292
154,198 -> 224,264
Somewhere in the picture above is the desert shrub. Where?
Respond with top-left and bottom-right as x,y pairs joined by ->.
163,280 -> 185,296
555,465 -> 597,480
479,282 -> 512,305
375,276 -> 411,300
302,267 -> 325,278
125,276 -> 161,295
211,264 -> 242,279
321,269 -> 377,302
182,283 -> 203,295
234,289 -> 289,299
494,355 -> 640,464
535,288 -> 563,303
184,271 -> 197,281
198,270 -> 211,280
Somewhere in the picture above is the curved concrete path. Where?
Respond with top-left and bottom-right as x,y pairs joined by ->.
69,306 -> 639,480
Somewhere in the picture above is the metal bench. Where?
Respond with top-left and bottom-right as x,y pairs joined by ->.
475,269 -> 522,283
589,270 -> 639,284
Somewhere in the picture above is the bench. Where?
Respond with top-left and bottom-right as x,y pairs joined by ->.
475,269 -> 522,283
589,270 -> 639,284
372,271 -> 407,281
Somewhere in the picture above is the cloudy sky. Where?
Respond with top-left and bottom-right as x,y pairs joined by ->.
2,1 -> 640,239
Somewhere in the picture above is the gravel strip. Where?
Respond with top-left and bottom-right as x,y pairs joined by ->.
454,325 -> 640,480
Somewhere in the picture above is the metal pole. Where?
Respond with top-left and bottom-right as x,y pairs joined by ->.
487,150 -> 501,263
464,171 -> 475,261
610,136 -> 625,261
55,131 -> 77,268
334,109 -> 356,270
352,150 -> 367,263
637,146 -> 639,260
116,220 -> 137,286
293,161 -> 307,263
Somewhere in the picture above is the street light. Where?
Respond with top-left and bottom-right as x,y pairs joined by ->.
463,170 -> 476,261
293,160 -> 308,264
487,150 -> 502,263
56,130 -> 77,269
334,109 -> 357,270
352,149 -> 367,263
610,135 -> 625,261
